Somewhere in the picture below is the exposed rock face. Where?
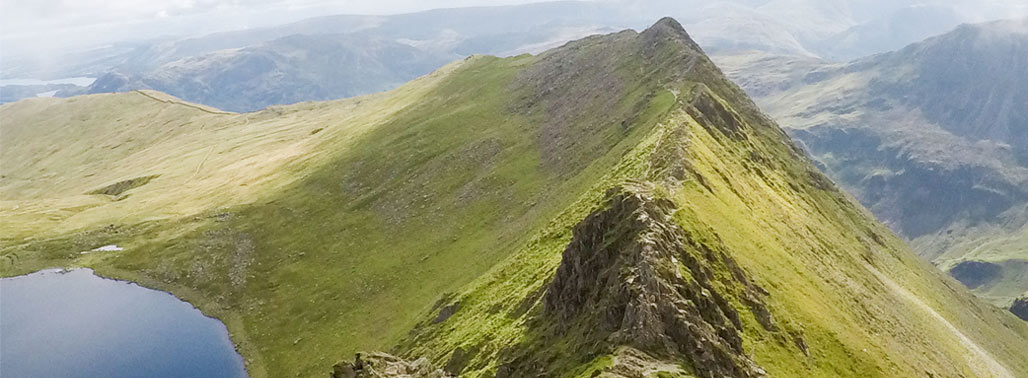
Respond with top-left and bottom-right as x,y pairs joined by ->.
542,182 -> 771,378
331,353 -> 447,378
1011,293 -> 1028,321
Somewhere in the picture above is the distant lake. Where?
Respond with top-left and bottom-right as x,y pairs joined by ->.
0,77 -> 95,87
1,269 -> 248,378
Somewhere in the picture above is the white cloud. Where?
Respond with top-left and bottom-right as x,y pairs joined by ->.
0,0 -> 573,60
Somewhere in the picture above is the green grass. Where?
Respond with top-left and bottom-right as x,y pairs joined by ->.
712,47 -> 1028,306
1,31 -> 684,377
389,38 -> 1028,377
3,20 -> 1028,378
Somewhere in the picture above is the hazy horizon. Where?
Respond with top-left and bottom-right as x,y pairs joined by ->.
0,0 -> 588,65
2,0 -> 1027,80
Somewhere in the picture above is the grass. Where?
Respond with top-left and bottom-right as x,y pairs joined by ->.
1,30 -> 684,377
393,52 -> 1028,377
712,42 -> 1028,307
3,20 -> 1028,378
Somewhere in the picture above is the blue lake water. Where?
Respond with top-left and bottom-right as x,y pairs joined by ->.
1,269 -> 248,378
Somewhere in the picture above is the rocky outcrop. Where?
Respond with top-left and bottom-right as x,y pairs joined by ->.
331,353 -> 447,378
542,182 -> 772,378
1011,293 -> 1028,321
686,87 -> 745,138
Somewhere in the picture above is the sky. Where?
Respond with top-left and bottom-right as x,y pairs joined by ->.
0,0 -> 582,58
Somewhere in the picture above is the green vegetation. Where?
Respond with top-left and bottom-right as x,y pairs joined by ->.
712,20 -> 1028,306
3,18 -> 1027,378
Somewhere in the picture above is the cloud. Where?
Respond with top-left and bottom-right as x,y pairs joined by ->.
0,0 -> 571,60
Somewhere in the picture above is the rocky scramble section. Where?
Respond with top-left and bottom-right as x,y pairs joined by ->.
537,182 -> 772,378
331,353 -> 448,378
338,183 -> 789,378
1012,293 -> 1028,321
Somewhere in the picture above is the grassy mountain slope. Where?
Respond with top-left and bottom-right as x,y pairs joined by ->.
2,20 -> 686,377
713,19 -> 1028,306
3,18 -> 1027,378
391,19 -> 1028,378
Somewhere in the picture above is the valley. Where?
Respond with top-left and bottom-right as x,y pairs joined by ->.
3,18 -> 1027,377
714,18 -> 1028,307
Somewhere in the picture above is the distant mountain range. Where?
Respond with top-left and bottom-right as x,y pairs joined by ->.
3,0 -> 1025,309
715,18 -> 1028,306
4,18 -> 1027,377
41,2 -> 635,111
62,34 -> 457,112
4,0 -> 1021,111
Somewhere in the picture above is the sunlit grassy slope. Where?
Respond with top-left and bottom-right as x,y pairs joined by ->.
2,18 -> 1026,378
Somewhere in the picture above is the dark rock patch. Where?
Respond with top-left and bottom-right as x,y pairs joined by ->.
444,346 -> 478,376
686,87 -> 745,139
432,302 -> 460,324
87,174 -> 160,197
1010,293 -> 1028,321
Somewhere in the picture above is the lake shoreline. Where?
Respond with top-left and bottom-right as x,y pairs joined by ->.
1,267 -> 250,378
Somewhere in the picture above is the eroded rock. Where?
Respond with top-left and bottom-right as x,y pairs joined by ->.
543,182 -> 769,378
331,352 -> 447,378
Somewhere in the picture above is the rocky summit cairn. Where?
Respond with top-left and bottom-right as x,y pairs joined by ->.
1012,293 -> 1028,321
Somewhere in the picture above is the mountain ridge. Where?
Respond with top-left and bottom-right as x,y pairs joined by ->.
3,18 -> 1027,378
8,1 -> 1021,111
61,34 -> 456,112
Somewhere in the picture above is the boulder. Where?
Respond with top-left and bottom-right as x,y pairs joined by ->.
1011,293 -> 1028,321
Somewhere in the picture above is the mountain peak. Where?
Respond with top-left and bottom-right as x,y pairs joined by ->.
870,16 -> 1028,150
647,16 -> 687,35
641,17 -> 703,53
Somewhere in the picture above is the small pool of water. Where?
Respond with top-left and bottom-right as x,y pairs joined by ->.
1,269 -> 248,378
